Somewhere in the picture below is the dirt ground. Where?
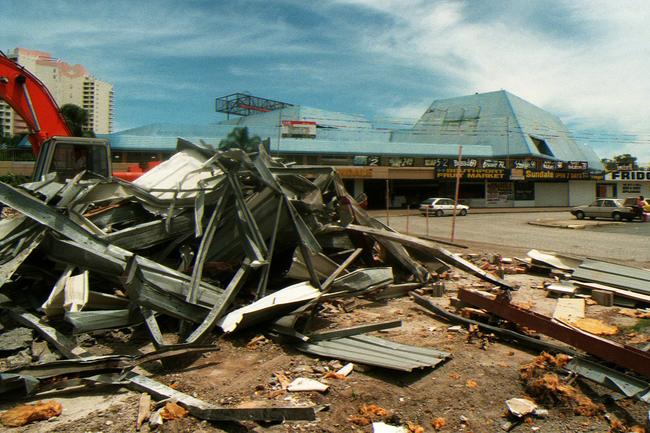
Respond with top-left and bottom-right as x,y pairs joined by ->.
3,241 -> 649,433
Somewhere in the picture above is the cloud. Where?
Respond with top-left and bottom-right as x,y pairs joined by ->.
4,0 -> 650,161
331,0 -> 650,160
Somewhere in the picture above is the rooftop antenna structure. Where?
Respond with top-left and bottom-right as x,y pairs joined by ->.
215,92 -> 293,119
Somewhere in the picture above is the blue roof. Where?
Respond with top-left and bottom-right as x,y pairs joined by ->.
392,90 -> 602,168
104,91 -> 603,169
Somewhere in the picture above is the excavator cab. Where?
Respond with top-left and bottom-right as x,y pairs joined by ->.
32,136 -> 112,181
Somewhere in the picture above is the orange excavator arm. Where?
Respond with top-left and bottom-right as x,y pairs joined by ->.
0,52 -> 71,155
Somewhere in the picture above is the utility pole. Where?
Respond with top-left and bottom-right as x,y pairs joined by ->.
451,145 -> 462,242
385,179 -> 390,226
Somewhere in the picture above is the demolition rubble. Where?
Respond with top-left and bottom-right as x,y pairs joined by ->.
0,139 -> 648,431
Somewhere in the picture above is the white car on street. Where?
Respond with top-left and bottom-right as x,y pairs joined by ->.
419,198 -> 469,217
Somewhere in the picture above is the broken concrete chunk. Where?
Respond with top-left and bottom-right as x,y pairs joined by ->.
287,377 -> 329,392
533,407 -> 549,418
590,289 -> 614,306
372,422 -> 409,433
7,348 -> 32,368
505,398 -> 537,418
0,327 -> 33,352
30,340 -> 59,363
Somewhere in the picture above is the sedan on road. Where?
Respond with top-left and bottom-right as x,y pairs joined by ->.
419,198 -> 469,217
570,198 -> 636,221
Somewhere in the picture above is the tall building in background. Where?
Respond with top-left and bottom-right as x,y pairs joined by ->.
0,48 -> 113,136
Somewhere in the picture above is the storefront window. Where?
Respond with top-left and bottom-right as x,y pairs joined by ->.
514,182 -> 535,200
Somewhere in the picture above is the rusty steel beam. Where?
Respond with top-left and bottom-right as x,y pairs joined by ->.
458,289 -> 650,379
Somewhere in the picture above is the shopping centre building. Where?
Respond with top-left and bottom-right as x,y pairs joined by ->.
104,90 -> 607,208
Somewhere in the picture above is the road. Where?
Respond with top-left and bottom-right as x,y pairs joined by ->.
372,211 -> 650,264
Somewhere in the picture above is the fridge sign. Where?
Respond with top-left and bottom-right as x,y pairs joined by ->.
605,171 -> 650,181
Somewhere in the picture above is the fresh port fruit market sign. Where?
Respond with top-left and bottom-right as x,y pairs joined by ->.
436,168 -> 507,180
605,171 -> 650,181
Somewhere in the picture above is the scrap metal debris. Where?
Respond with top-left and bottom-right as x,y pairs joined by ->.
527,250 -> 650,308
2,139 -> 647,430
0,139 -> 473,427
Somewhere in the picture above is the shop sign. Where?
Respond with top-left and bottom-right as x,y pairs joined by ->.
352,155 -> 380,166
426,158 -> 499,169
605,171 -> 650,181
424,158 -> 480,168
542,160 -> 557,170
436,168 -> 506,180
337,167 -> 373,177
388,157 -> 414,167
424,158 -> 448,167
281,120 -> 316,138
524,170 -> 591,180
451,158 -> 478,168
565,172 -> 591,180
539,161 -> 588,171
622,183 -> 642,194
513,160 -> 537,169
510,168 -> 525,180
482,159 -> 506,169
567,161 -> 588,170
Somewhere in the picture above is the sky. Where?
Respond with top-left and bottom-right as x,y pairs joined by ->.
3,0 -> 650,162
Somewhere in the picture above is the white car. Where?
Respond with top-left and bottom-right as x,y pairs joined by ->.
419,198 -> 469,217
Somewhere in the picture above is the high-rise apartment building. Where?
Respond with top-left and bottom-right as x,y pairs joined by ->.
0,48 -> 113,137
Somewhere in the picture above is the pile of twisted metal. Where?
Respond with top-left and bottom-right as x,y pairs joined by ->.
0,140 -> 648,428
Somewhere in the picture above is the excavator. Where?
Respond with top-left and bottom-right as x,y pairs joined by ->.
0,52 -> 146,181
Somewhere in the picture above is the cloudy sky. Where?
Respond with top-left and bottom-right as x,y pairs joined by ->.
3,0 -> 650,161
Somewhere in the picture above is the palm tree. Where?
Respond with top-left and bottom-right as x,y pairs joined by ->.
218,127 -> 261,153
60,104 -> 95,137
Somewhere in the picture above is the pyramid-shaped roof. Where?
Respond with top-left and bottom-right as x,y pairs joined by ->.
392,90 -> 602,169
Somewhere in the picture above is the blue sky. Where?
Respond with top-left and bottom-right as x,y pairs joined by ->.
3,0 -> 650,161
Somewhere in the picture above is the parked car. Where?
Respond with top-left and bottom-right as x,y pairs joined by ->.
419,198 -> 469,217
570,198 -> 636,221
621,197 -> 650,213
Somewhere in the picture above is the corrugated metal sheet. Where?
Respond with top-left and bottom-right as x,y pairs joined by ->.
580,259 -> 650,283
567,358 -> 650,402
133,148 -> 223,200
572,266 -> 650,295
297,334 -> 450,371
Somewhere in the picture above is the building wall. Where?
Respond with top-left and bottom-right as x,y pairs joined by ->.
0,102 -> 11,136
0,48 -> 113,135
86,79 -> 113,134
568,180 -> 595,206
535,182 -> 569,206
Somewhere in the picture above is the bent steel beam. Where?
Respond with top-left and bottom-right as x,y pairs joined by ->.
458,288 -> 650,379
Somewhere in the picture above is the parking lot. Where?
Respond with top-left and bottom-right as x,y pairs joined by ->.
371,210 -> 650,264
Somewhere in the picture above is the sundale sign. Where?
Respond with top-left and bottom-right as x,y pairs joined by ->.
605,171 -> 650,181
